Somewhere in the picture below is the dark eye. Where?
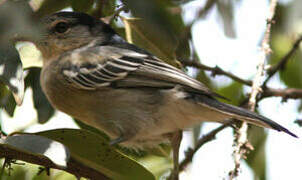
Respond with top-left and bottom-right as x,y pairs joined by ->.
54,22 -> 69,33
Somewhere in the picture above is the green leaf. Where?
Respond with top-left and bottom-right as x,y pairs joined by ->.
0,84 -> 17,117
0,162 -> 27,180
216,82 -> 244,105
91,0 -> 117,18
0,134 -> 70,167
74,118 -> 109,141
195,70 -> 213,89
71,0 -> 94,12
122,17 -> 176,64
246,126 -> 267,180
271,34 -> 302,88
25,68 -> 55,124
76,118 -> 170,158
175,34 -> 191,61
122,0 -> 188,65
144,144 -> 171,158
37,129 -> 155,180
50,171 -> 77,180
99,0 -> 116,17
138,155 -> 172,179
0,43 -> 24,106
36,0 -> 71,17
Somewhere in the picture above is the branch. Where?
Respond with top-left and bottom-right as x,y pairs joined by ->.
197,0 -> 218,18
230,0 -> 278,178
179,121 -> 232,171
262,87 -> 302,100
101,5 -> 128,24
0,145 -> 109,179
182,59 -> 302,102
263,35 -> 302,86
181,60 -> 252,86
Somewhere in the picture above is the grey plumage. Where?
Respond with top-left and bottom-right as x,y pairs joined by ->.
37,12 -> 296,150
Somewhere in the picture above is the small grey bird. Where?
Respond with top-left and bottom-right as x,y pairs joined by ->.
35,11 -> 296,178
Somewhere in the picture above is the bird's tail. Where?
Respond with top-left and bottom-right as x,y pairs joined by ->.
197,95 -> 297,138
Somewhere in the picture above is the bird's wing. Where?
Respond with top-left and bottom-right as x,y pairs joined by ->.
60,45 -> 223,98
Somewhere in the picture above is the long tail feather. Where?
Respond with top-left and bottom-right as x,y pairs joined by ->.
198,96 -> 298,138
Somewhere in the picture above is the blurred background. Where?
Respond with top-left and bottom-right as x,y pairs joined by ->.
0,0 -> 302,179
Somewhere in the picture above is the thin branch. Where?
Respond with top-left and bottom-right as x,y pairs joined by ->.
262,87 -> 302,100
182,59 -> 302,102
263,35 -> 302,86
181,60 -> 253,86
179,121 -> 232,171
197,0 -> 218,18
230,0 -> 278,178
101,5 -> 128,24
0,145 -> 109,179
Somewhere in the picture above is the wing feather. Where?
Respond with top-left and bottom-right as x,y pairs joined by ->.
61,45 -> 224,98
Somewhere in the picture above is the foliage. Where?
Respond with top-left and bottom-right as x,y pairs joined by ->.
0,0 -> 301,179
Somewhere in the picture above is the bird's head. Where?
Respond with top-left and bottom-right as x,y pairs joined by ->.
36,11 -> 119,60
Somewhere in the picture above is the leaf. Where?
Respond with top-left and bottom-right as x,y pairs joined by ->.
74,118 -> 109,140
271,34 -> 302,88
121,0 -> 188,65
37,129 -> 155,180
138,155 -> 172,179
71,0 -> 94,12
195,69 -> 213,89
246,126 -> 267,180
76,119 -> 169,158
216,81 -> 244,105
144,144 -> 171,158
17,42 -> 43,69
91,0 -> 117,18
35,0 -> 71,17
0,43 -> 24,106
0,0 -> 40,43
0,134 -> 70,167
25,68 -> 55,124
0,84 -> 17,117
0,163 -> 27,180
122,17 -> 176,64
175,33 -> 191,61
0,0 -> 42,106
98,0 -> 116,17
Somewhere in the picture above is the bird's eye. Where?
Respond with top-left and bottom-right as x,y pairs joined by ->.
54,22 -> 69,33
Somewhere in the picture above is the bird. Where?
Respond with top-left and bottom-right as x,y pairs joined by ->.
34,11 -> 296,179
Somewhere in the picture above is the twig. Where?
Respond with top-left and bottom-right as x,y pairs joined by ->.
182,59 -> 302,101
197,0 -> 218,18
181,60 -> 252,86
168,130 -> 183,180
230,0 -> 278,178
294,119 -> 302,127
0,145 -> 109,179
263,35 -> 302,86
101,5 -> 128,24
262,87 -> 302,100
179,121 -> 232,171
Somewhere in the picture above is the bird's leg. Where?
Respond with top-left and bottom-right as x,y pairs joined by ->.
109,128 -> 133,145
109,136 -> 127,145
168,130 -> 183,180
